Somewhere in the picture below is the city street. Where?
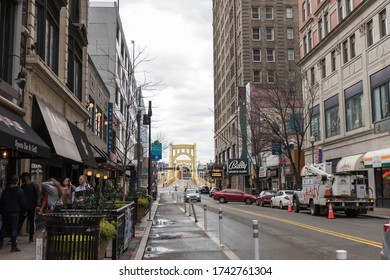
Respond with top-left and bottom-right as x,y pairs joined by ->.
159,184 -> 387,260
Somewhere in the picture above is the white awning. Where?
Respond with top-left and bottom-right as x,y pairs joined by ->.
363,148 -> 390,168
336,154 -> 365,172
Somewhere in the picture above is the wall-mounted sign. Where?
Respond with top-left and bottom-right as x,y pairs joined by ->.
107,102 -> 113,153
227,159 -> 250,176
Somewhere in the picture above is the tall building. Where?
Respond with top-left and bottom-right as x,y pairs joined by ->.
299,0 -> 390,208
212,0 -> 300,189
88,2 -> 147,192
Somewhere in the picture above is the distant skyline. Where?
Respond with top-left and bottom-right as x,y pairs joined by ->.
92,0 -> 214,164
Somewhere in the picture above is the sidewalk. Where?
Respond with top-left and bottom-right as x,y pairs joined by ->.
1,199 -> 389,260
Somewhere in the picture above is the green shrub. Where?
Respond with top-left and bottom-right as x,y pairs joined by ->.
137,197 -> 150,209
100,219 -> 116,242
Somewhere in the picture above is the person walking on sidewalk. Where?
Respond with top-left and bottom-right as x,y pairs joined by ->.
0,175 -> 27,252
40,178 -> 63,213
18,173 -> 40,243
74,175 -> 93,208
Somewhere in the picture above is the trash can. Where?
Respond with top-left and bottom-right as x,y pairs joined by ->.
44,213 -> 103,260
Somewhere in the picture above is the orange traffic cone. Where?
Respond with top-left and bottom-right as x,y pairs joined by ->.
328,202 -> 334,219
287,200 -> 292,212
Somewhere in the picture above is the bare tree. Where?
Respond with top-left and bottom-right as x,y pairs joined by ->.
244,68 -> 318,187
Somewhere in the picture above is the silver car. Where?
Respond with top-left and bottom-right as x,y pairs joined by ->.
184,188 -> 201,202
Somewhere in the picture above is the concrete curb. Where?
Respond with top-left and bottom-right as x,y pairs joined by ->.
133,196 -> 160,260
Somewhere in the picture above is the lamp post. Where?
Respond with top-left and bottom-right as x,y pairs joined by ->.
310,135 -> 315,164
143,101 -> 152,197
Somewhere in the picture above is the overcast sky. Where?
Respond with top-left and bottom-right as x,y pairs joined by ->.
93,0 -> 214,164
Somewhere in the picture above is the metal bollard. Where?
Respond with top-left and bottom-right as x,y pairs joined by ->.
192,203 -> 198,222
184,196 -> 187,213
219,208 -> 223,246
336,250 -> 347,260
204,204 -> 207,230
253,220 -> 260,260
189,199 -> 192,216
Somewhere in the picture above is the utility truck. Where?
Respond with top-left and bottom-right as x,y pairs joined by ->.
293,163 -> 375,217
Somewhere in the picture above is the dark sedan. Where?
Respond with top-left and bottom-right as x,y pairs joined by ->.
199,186 -> 210,194
255,191 -> 276,207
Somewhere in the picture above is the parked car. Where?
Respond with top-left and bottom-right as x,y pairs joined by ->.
255,191 -> 276,207
270,190 -> 294,209
209,187 -> 220,197
184,188 -> 201,202
381,223 -> 390,259
213,189 -> 256,204
199,186 -> 210,194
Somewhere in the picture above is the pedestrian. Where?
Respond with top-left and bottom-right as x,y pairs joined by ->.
40,178 -> 63,213
61,177 -> 75,209
74,175 -> 93,208
0,175 -> 27,252
18,172 -> 40,243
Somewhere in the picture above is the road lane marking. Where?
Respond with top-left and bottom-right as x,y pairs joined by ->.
224,206 -> 383,248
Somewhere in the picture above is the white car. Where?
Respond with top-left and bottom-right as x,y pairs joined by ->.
184,188 -> 201,202
270,190 -> 294,209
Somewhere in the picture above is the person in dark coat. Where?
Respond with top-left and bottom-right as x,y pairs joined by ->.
0,175 -> 27,252
18,172 -> 40,243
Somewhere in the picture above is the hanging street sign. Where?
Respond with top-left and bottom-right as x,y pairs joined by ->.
151,140 -> 162,161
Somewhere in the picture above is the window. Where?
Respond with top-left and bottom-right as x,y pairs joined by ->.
321,58 -> 326,78
252,7 -> 260,19
325,94 -> 340,138
302,2 -> 306,22
253,49 -> 261,62
266,49 -> 275,62
0,1 -> 16,84
303,35 -> 308,55
338,0 -> 344,21
288,49 -> 295,60
310,67 -> 315,86
308,30 -> 312,50
367,20 -> 374,46
380,9 -> 388,38
342,40 -> 349,64
331,50 -> 336,72
253,70 -> 262,83
307,0 -> 312,16
347,0 -> 353,14
371,66 -> 390,122
287,28 -> 294,39
350,34 -> 356,58
267,71 -> 275,83
324,12 -> 329,35
311,105 -> 321,141
252,28 -> 261,40
266,7 -> 273,20
35,0 -> 64,74
286,7 -> 293,19
67,0 -> 86,101
345,81 -> 365,131
318,18 -> 323,41
266,28 -> 274,41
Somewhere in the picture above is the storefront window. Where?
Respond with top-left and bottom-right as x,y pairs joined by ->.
325,95 -> 340,138
345,81 -> 365,131
382,169 -> 390,200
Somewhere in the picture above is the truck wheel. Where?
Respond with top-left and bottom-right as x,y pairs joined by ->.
293,198 -> 300,213
310,201 -> 319,216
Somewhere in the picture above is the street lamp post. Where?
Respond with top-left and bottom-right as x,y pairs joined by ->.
310,135 -> 315,164
143,101 -> 152,197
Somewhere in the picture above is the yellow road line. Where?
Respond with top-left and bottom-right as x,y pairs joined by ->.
224,206 -> 382,248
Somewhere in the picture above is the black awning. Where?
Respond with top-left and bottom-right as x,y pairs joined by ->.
35,96 -> 82,162
0,105 -> 50,158
68,121 -> 98,169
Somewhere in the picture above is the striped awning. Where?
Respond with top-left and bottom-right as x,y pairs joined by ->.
363,148 -> 390,168
336,154 -> 365,172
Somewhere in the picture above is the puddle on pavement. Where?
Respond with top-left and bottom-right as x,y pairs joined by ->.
152,219 -> 176,226
149,232 -> 196,240
145,246 -> 174,256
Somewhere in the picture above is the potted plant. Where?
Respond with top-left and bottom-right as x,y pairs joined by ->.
136,196 -> 151,222
99,218 -> 117,259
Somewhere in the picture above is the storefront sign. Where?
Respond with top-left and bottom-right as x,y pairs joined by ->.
227,159 -> 249,176
259,166 -> 267,178
107,102 -> 114,153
